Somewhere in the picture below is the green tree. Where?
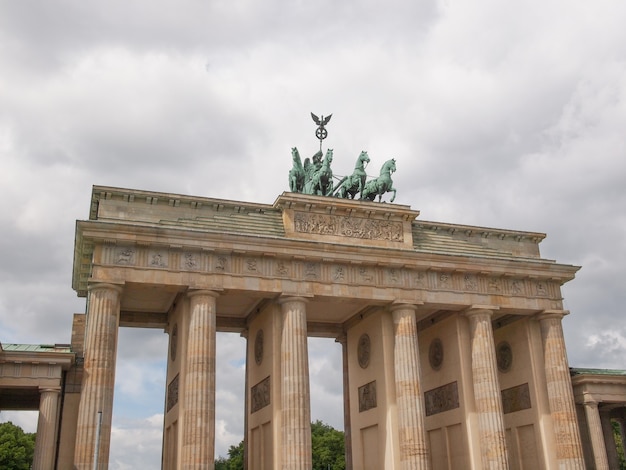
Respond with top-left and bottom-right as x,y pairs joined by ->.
311,420 -> 345,470
614,420 -> 626,470
215,440 -> 244,470
215,421 -> 345,470
0,421 -> 36,470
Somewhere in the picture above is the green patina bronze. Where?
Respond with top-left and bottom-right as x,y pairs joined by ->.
361,158 -> 397,203
289,113 -> 398,202
334,151 -> 370,199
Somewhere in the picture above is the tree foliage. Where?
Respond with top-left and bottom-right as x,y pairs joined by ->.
614,420 -> 626,470
311,420 -> 345,470
0,421 -> 36,470
215,421 -> 345,470
215,440 -> 244,470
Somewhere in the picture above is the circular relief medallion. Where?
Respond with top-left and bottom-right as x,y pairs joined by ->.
357,334 -> 371,369
170,323 -> 178,362
497,341 -> 513,372
429,338 -> 444,370
254,329 -> 264,366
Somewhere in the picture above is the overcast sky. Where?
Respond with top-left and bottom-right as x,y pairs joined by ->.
1,0 -> 625,467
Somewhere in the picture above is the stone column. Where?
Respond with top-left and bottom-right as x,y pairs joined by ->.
336,334 -> 353,470
33,387 -> 61,470
74,283 -> 123,470
538,311 -> 585,469
181,289 -> 219,469
465,306 -> 509,469
279,296 -> 312,470
600,408 -> 619,470
391,303 -> 431,470
583,401 -> 609,470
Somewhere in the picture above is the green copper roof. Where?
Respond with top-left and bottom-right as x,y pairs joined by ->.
0,343 -> 73,354
570,367 -> 626,376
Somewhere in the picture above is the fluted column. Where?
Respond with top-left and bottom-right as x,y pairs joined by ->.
74,283 -> 123,470
391,303 -> 431,470
465,307 -> 509,469
181,289 -> 219,469
33,387 -> 61,470
584,401 -> 609,470
538,310 -> 585,468
279,296 -> 312,470
600,408 -> 619,469
336,334 -> 353,470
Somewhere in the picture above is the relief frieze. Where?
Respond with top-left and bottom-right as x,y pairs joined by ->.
251,376 -> 271,413
116,247 -> 135,265
425,381 -> 459,416
166,374 -> 179,412
294,211 -> 403,242
99,243 -> 559,302
501,383 -> 531,414
358,381 -> 377,412
149,251 -> 168,268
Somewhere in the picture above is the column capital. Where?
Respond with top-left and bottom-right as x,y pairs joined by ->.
389,300 -> 424,313
87,282 -> 124,294
537,309 -> 570,321
38,387 -> 61,394
334,333 -> 347,345
278,295 -> 310,305
187,288 -> 221,299
463,305 -> 499,318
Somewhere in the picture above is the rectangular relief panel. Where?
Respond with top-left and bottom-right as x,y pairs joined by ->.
251,376 -> 271,413
424,381 -> 459,416
501,383 -> 531,414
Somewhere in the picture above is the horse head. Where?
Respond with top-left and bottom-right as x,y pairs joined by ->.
381,158 -> 396,175
357,151 -> 370,169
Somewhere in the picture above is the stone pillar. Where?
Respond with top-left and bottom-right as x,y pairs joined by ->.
74,283 -> 123,470
336,334 -> 353,470
538,311 -> 586,469
33,387 -> 61,470
242,329 -> 249,470
181,289 -> 219,469
600,408 -> 619,470
465,306 -> 509,469
390,303 -> 431,470
279,296 -> 312,470
583,401 -> 609,470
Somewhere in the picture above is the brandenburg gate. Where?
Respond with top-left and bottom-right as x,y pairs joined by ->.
61,182 -> 588,469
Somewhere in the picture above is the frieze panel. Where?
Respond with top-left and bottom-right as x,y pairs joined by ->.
425,381 -> 459,416
251,376 -> 271,413
115,247 -> 136,266
332,264 -> 348,282
294,211 -> 404,242
385,267 -> 402,285
412,270 -> 428,289
358,266 -> 375,284
464,273 -> 478,291
181,252 -> 199,271
166,374 -> 179,412
213,254 -> 230,273
358,381 -> 377,412
149,250 -> 168,268
275,259 -> 291,277
501,383 -> 531,414
437,272 -> 452,290
303,262 -> 320,280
